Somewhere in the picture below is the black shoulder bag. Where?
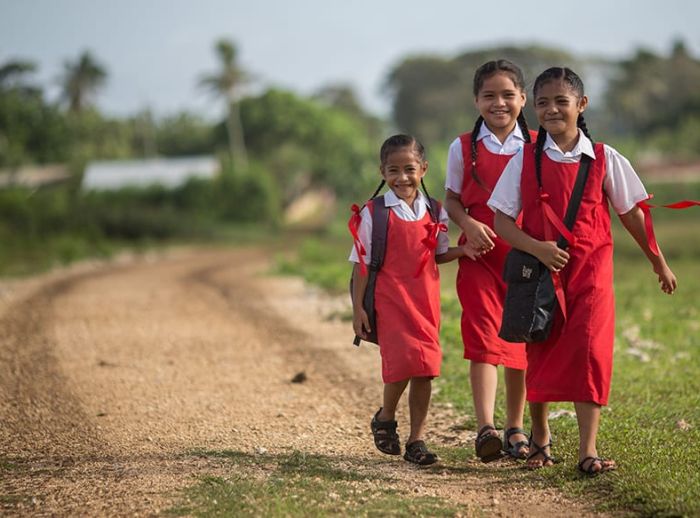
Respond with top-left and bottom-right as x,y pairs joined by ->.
498,153 -> 592,343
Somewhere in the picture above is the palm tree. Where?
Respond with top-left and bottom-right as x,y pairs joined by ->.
200,39 -> 248,169
60,50 -> 107,113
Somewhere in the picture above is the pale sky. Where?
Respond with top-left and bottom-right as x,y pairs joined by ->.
1,0 -> 699,119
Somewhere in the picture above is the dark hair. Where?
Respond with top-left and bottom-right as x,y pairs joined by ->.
374,134 -> 430,200
472,59 -> 527,96
470,60 -> 531,191
532,67 -> 593,184
379,134 -> 426,165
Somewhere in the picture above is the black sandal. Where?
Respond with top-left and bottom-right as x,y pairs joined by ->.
475,425 -> 504,463
404,440 -> 438,465
503,427 -> 529,460
370,408 -> 401,455
577,456 -> 617,477
526,437 -> 555,469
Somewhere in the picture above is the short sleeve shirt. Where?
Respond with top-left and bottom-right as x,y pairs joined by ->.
487,131 -> 648,218
349,190 -> 450,264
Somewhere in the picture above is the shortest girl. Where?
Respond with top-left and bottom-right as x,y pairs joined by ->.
350,134 -> 466,465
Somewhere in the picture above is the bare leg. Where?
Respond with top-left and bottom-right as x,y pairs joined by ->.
574,401 -> 616,473
527,401 -> 553,468
504,367 -> 528,456
407,377 -> 432,444
378,379 -> 409,421
470,362 -> 498,431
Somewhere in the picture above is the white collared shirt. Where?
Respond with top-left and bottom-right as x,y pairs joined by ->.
487,131 -> 648,218
444,121 -> 528,194
348,190 -> 450,264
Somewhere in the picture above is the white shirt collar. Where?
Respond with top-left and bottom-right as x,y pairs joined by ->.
543,129 -> 595,159
383,189 -> 428,211
477,121 -> 526,144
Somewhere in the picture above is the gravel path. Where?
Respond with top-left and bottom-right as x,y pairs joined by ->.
0,247 -> 610,516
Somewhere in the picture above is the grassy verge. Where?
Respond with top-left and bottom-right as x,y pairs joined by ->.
271,189 -> 700,517
168,450 -> 460,517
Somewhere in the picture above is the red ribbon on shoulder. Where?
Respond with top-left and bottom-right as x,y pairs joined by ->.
637,195 -> 700,256
538,189 -> 569,320
348,204 -> 368,275
538,191 -> 576,247
414,220 -> 448,278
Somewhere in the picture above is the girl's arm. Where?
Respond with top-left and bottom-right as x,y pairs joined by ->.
618,205 -> 677,294
494,210 -> 571,272
445,189 -> 495,257
436,245 -> 470,264
351,263 -> 372,338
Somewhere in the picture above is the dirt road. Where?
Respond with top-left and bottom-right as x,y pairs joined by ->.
0,247 -> 607,516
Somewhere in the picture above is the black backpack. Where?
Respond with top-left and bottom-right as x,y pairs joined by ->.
350,193 -> 441,346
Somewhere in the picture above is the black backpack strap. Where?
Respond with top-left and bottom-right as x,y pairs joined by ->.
426,197 -> 441,224
353,195 -> 389,347
556,153 -> 593,249
370,195 -> 389,271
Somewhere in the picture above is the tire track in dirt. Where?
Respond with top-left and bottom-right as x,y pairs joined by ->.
0,248 -> 613,516
0,273 -> 105,458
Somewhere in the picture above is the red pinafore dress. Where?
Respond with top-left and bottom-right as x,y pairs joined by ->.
519,143 -> 614,405
456,134 -> 535,369
373,200 -> 443,384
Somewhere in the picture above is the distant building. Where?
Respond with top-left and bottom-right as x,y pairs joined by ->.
81,156 -> 219,190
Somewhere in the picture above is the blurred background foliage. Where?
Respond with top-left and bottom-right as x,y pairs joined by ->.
1,39 -> 699,274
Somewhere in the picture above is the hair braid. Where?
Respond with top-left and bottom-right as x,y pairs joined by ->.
369,180 -> 385,199
469,115 -> 489,191
577,114 -> 593,142
534,126 -> 547,188
517,111 -> 532,143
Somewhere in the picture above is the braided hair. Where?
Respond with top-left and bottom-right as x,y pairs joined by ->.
470,60 -> 531,191
532,67 -> 593,184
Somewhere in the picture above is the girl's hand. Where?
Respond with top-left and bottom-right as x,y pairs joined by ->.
461,242 -> 480,261
463,219 -> 497,254
654,264 -> 677,294
534,240 -> 570,272
353,308 -> 371,338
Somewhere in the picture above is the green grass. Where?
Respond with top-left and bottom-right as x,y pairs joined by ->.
168,450 -> 461,517
275,190 -> 700,517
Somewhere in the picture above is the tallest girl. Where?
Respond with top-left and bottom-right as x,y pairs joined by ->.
490,67 -> 676,474
444,60 -> 536,462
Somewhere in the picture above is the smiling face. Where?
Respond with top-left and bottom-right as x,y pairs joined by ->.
380,146 -> 427,206
534,78 -> 588,145
474,72 -> 526,141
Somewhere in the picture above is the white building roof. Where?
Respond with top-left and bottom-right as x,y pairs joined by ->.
82,156 -> 219,190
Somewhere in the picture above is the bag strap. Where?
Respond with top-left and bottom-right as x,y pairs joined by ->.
556,154 -> 592,249
535,149 -> 593,250
369,195 -> 390,272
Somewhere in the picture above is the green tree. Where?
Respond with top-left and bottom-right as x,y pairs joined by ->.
0,59 -> 40,96
384,45 -> 582,145
60,50 -> 107,113
0,58 -> 70,168
155,112 -> 215,157
605,40 -> 700,136
200,39 -> 248,169
240,88 -> 376,202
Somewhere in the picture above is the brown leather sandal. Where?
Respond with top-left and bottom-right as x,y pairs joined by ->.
475,425 -> 504,463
